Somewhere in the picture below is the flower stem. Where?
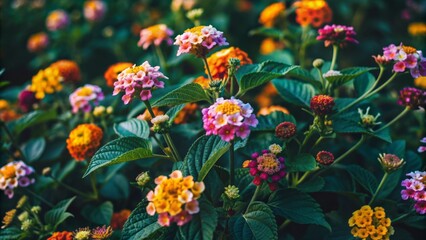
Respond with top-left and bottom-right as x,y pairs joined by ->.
245,183 -> 262,214
202,56 -> 214,82
143,100 -> 156,118
22,188 -> 53,208
50,176 -> 96,200
365,72 -> 398,98
279,219 -> 292,231
155,46 -> 168,72
300,127 -> 315,152
368,172 -> 389,205
392,209 -> 416,223
376,106 -> 410,132
90,173 -> 99,201
1,122 -> 27,162
230,140 -> 235,185
329,45 -> 339,71
164,133 -> 181,161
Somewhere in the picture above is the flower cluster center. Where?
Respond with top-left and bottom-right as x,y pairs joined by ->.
216,102 -> 241,115
257,153 -> 281,174
76,86 -> 93,97
1,165 -> 16,179
125,65 -> 145,74
402,45 -> 417,54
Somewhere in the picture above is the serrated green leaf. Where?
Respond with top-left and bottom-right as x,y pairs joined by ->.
8,109 -> 57,135
254,111 -> 296,132
84,137 -> 153,177
181,135 -> 230,181
268,189 -> 331,231
152,83 -> 210,107
0,227 -> 22,240
178,199 -> 218,240
113,119 -> 150,139
325,67 -> 376,88
121,202 -> 164,240
286,153 -> 316,172
81,201 -> 113,225
229,202 -> 278,240
235,61 -> 299,96
44,197 -> 75,229
272,79 -> 316,107
21,137 -> 45,162
166,104 -> 186,124
343,165 -> 378,194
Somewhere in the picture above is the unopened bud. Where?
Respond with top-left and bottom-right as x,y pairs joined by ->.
313,58 -> 324,68
136,172 -> 150,187
378,153 -> 405,173
42,167 -> 51,176
224,185 -> 240,200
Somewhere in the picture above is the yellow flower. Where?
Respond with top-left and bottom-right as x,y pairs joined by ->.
66,124 -> 103,161
408,22 -> 426,36
348,205 -> 394,239
0,99 -> 9,110
1,209 -> 16,229
29,67 -> 63,99
414,76 -> 426,89
259,2 -> 286,27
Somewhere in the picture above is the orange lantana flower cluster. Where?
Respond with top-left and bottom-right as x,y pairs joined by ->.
348,205 -> 394,240
66,124 -> 103,161
50,60 -> 81,83
206,47 -> 252,80
293,0 -> 332,28
259,2 -> 286,27
104,62 -> 134,87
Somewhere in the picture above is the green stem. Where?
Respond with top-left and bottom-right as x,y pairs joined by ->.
1,122 -> 27,161
369,172 -> 389,205
230,140 -> 235,185
22,188 -> 53,208
143,100 -> 156,118
51,177 -> 95,199
336,67 -> 385,115
279,219 -> 292,231
329,45 -> 339,71
300,127 -> 315,152
376,107 -> 411,132
202,56 -> 214,82
312,136 -> 324,149
152,134 -> 168,155
155,46 -> 168,72
90,173 -> 99,200
230,76 -> 235,97
164,133 -> 181,162
295,171 -> 312,186
365,72 -> 398,98
245,183 -> 262,214
392,209 -> 416,223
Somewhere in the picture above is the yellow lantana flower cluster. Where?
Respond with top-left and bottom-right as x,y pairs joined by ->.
29,67 -> 63,99
146,170 -> 205,227
348,205 -> 394,240
259,2 -> 286,27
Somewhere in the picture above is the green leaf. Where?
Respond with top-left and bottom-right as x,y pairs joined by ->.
44,197 -> 75,229
100,174 -> 130,200
0,227 -> 22,240
229,202 -> 278,240
296,177 -> 325,192
152,83 -> 210,107
113,119 -> 150,139
324,67 -> 376,88
84,137 -> 153,177
166,104 -> 186,124
354,72 -> 375,96
254,111 -> 296,132
181,135 -> 230,181
8,109 -> 57,135
81,201 -> 113,225
285,153 -> 316,172
268,189 -> 331,231
272,79 -> 316,107
343,165 -> 378,194
121,202 -> 164,240
249,27 -> 284,38
178,199 -> 218,240
285,68 -> 322,88
21,137 -> 46,162
235,61 -> 299,96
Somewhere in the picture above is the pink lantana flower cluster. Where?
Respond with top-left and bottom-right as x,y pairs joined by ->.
243,147 -> 286,191
83,0 -> 107,22
316,24 -> 358,48
113,62 -> 166,104
0,161 -> 35,199
138,24 -> 174,49
174,25 -> 228,57
202,97 -> 258,142
401,171 -> 426,214
46,10 -> 70,31
418,137 -> 426,153
382,43 -> 426,78
69,84 -> 104,113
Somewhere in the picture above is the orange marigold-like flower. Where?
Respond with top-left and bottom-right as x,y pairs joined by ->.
50,60 -> 81,83
0,109 -> 21,122
293,0 -> 332,28
257,105 -> 289,116
259,2 -> 286,27
408,22 -> 426,37
260,38 -> 285,55
47,231 -> 73,240
110,209 -> 131,230
174,103 -> 198,124
415,76 -> 426,89
206,47 -> 252,80
27,32 -> 49,52
104,62 -> 133,87
193,76 -> 210,89
66,124 -> 103,161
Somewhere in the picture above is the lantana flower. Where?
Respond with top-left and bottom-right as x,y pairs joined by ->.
202,97 -> 258,142
46,10 -> 70,31
66,124 -> 103,161
206,47 -> 252,80
138,24 -> 174,49
397,87 -> 426,109
382,43 -> 426,78
418,137 -> 426,153
174,25 -> 228,57
83,0 -> 107,22
110,209 -> 131,230
18,89 -> 39,113
27,32 -> 49,52
0,161 -> 35,199
47,231 -> 73,240
69,84 -> 104,113
146,170 -> 205,227
29,67 -> 63,99
310,95 -> 335,116
243,147 -> 286,191
293,0 -> 332,28
104,62 -> 133,87
113,62 -> 167,104
316,24 -> 358,48
50,60 -> 81,83
259,2 -> 286,27
401,171 -> 426,214
348,205 -> 394,239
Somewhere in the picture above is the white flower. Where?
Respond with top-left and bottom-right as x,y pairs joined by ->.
151,114 -> 170,125
269,144 -> 282,154
323,70 -> 342,78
